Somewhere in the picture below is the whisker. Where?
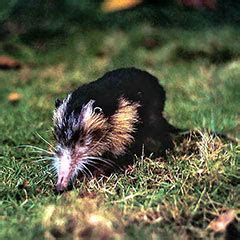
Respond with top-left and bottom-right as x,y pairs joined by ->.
19,145 -> 53,155
49,166 -> 57,171
94,160 -> 115,168
26,154 -> 56,161
26,155 -> 52,160
82,164 -> 93,178
49,172 -> 57,177
33,159 -> 50,163
25,150 -> 52,155
74,165 -> 88,182
48,170 -> 57,176
84,160 -> 102,172
87,156 -> 115,163
78,165 -> 88,178
74,165 -> 81,175
48,165 -> 58,174
17,145 -> 48,152
35,132 -> 56,150
87,156 -> 117,167
50,169 -> 57,175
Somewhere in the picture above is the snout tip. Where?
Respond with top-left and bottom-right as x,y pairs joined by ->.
56,176 -> 68,193
56,183 -> 67,193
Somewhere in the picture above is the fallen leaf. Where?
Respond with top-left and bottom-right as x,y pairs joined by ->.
102,0 -> 142,12
17,180 -> 30,189
35,188 -> 42,194
142,38 -> 159,50
0,55 -> 21,70
7,92 -> 22,103
180,0 -> 216,9
208,210 -> 236,233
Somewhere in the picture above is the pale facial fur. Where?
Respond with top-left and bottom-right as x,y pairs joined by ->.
53,94 -> 140,191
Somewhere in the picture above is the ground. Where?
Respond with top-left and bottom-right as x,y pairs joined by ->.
0,7 -> 240,239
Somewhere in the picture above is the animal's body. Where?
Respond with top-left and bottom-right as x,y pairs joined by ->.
53,67 -> 178,192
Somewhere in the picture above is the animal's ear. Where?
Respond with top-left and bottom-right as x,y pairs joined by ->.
93,106 -> 103,114
55,98 -> 63,108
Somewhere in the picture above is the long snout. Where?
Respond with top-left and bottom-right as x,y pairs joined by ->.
55,149 -> 72,192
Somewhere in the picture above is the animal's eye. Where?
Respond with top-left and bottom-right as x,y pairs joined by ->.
79,138 -> 85,145
94,107 -> 102,114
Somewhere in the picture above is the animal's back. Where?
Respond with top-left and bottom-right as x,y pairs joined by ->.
68,67 -> 166,119
68,68 -> 176,159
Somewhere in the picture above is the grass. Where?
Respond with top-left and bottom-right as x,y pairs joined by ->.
1,15 -> 240,239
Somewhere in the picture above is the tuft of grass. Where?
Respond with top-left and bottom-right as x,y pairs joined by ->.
12,131 -> 238,239
42,192 -> 124,239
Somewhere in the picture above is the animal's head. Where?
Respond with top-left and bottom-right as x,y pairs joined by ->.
53,94 -> 139,192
